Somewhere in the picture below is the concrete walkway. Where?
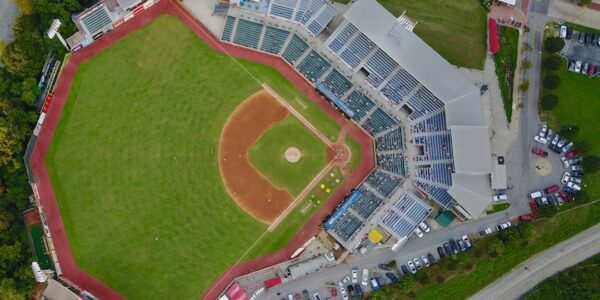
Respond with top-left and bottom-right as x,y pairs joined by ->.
470,222 -> 600,300
549,0 -> 600,29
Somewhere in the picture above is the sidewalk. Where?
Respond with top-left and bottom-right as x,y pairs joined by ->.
549,0 -> 600,29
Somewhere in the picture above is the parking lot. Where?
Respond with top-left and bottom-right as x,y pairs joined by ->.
560,26 -> 600,76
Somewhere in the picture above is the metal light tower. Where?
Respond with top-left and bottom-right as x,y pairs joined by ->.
47,19 -> 69,51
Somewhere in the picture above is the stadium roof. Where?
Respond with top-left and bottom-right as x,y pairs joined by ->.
343,0 -> 480,107
117,0 -> 142,10
448,174 -> 492,219
444,90 -> 485,127
450,126 -> 492,175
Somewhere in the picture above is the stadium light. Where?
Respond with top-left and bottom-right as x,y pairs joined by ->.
47,19 -> 69,51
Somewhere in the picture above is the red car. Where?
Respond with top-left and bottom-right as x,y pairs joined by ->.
529,200 -> 538,213
531,147 -> 548,157
331,288 -> 337,297
560,191 -> 571,202
544,184 -> 560,194
565,148 -> 579,158
520,214 -> 535,221
589,64 -> 596,76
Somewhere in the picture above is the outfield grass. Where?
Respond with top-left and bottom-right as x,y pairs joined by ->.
540,59 -> 600,200
493,26 -> 520,122
249,116 -> 329,196
377,0 -> 487,69
387,201 -> 600,300
45,16 -> 343,300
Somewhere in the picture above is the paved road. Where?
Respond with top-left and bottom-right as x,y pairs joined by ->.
470,222 -> 600,300
0,0 -> 20,42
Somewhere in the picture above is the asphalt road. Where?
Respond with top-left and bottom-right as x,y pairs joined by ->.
0,0 -> 19,42
470,222 -> 600,300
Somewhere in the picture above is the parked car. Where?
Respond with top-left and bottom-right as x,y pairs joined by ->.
557,139 -> 567,149
560,191 -> 571,202
330,288 -> 337,297
378,263 -> 391,271
347,285 -> 355,298
406,261 -> 417,274
570,177 -> 582,184
351,268 -> 358,283
572,170 -> 585,177
418,222 -> 431,233
564,185 -> 577,195
339,288 -> 348,300
496,221 -> 512,231
457,239 -> 466,252
589,64 -> 596,76
554,192 -> 565,205
413,258 -> 422,269
532,147 -> 548,157
551,134 -> 560,146
520,214 -> 535,221
401,264 -> 410,275
354,284 -> 363,298
529,200 -> 539,214
313,293 -> 321,300
566,149 -> 579,158
562,142 -> 574,153
571,165 -> 583,171
370,278 -> 380,291
443,242 -> 453,256
437,247 -> 446,259
538,124 -> 548,138
414,227 -> 424,238
421,255 -> 430,267
462,235 -> 472,249
449,239 -> 459,255
567,181 -> 581,191
586,33 -> 593,44
561,156 -> 570,168
478,227 -> 493,237
544,184 -> 560,194
578,32 -> 586,43
561,172 -> 571,184
427,253 -> 436,264
361,269 -> 369,286
303,290 -> 310,300
493,193 -> 508,201
385,272 -> 398,283
534,135 -> 547,144
559,25 -> 567,38
582,62 -> 590,75
574,61 -> 582,73
529,190 -> 543,199
569,59 -> 576,72
566,27 -> 573,39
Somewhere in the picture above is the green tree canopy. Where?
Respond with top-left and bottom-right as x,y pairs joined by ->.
582,155 -> 600,173
544,37 -> 565,53
543,54 -> 562,71
541,94 -> 559,110
559,125 -> 580,140
543,75 -> 561,89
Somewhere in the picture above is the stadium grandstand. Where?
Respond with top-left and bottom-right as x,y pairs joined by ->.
216,0 -> 494,249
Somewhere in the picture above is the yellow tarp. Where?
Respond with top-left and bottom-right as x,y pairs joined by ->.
368,229 -> 383,243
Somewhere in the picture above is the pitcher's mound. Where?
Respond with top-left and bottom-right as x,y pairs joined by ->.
285,147 -> 302,163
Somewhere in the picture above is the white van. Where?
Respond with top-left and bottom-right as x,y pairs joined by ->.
528,191 -> 543,199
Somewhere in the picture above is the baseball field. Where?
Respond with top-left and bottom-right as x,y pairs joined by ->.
45,15 -> 358,299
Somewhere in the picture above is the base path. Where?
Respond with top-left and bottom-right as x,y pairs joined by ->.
470,223 -> 600,300
29,1 -> 376,299
219,90 -> 293,224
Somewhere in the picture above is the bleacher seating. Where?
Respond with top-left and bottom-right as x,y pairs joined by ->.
233,19 -> 263,49
349,189 -> 383,220
260,26 -> 290,54
321,69 -> 352,97
296,50 -> 331,83
221,16 -> 236,42
407,87 -> 445,120
413,133 -> 453,161
328,23 -> 358,53
282,34 -> 309,65
376,128 -> 403,151
392,193 -> 432,224
340,33 -> 375,69
415,163 -> 453,186
361,108 -> 398,135
331,213 -> 363,242
380,210 -> 414,238
379,192 -> 432,238
268,0 -> 335,36
415,181 -> 455,209
306,4 -> 336,36
381,69 -> 419,104
268,0 -> 297,20
365,49 -> 398,88
366,169 -> 401,197
344,90 -> 375,122
411,111 -> 447,134
376,153 -> 406,176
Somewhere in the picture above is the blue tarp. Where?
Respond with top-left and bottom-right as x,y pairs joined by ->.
324,190 -> 362,229
316,83 -> 355,118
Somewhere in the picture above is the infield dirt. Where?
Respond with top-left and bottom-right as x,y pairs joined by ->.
219,90 -> 295,224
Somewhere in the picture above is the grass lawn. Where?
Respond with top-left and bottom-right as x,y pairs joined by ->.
403,201 -> 600,299
493,26 -> 520,122
540,59 -> 600,200
487,202 -> 511,214
29,224 -> 52,270
249,116 -> 329,196
244,167 -> 344,259
377,0 -> 487,69
45,15 -> 343,300
346,135 -> 362,173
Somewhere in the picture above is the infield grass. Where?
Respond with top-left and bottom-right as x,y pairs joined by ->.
378,0 -> 487,69
249,116 -> 329,196
45,15 -> 344,300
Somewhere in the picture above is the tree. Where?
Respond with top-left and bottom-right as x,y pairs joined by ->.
582,156 -> 600,173
577,141 -> 592,156
394,275 -> 416,294
559,125 -> 580,140
415,270 -> 430,284
543,54 -> 562,71
518,80 -> 530,92
487,238 -> 505,258
14,0 -> 34,14
522,59 -> 532,69
543,75 -> 561,89
541,95 -> 559,110
574,191 -> 589,203
536,204 -> 558,218
544,37 -> 565,53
